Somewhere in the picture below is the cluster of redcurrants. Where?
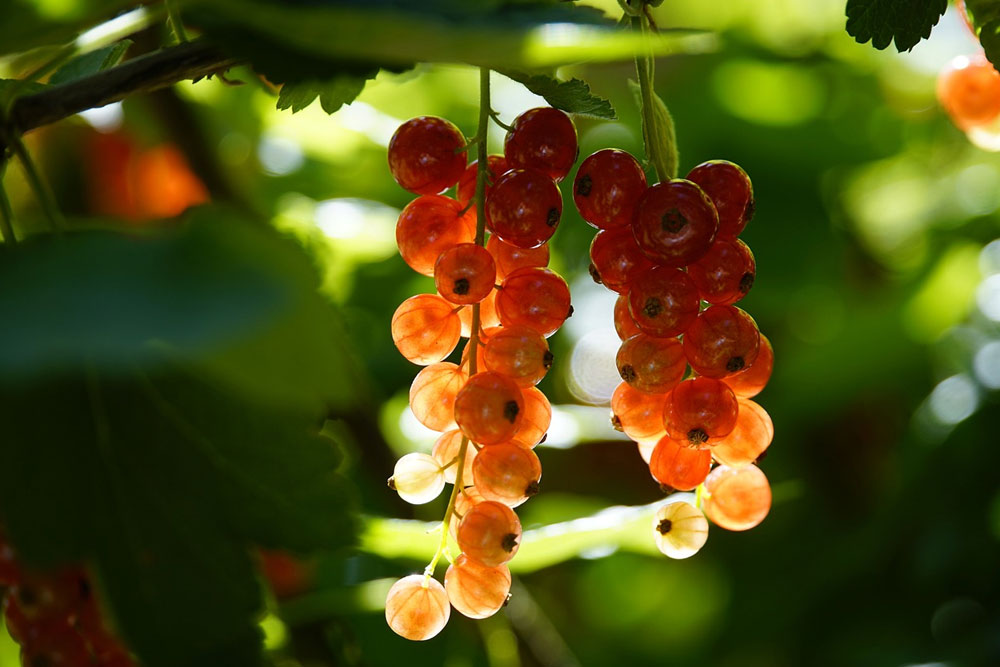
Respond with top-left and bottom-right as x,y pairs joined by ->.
0,532 -> 134,666
572,149 -> 775,558
384,108 -> 578,640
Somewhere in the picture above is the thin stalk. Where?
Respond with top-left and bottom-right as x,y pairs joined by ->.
0,160 -> 17,244
424,66 -> 492,582
631,12 -> 677,182
9,134 -> 64,233
166,0 -> 190,43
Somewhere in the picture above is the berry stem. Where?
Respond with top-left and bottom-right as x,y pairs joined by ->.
166,0 -> 190,43
8,133 -> 64,233
0,159 -> 17,244
631,11 -> 678,183
425,66 -> 493,581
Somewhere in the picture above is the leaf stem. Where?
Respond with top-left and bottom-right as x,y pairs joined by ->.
166,0 -> 189,43
9,134 -> 64,233
0,159 -> 17,244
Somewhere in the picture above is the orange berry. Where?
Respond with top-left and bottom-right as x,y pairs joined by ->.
648,437 -> 711,491
444,554 -> 511,619
435,243 -> 497,305
711,399 -> 773,467
431,429 -> 477,485
511,387 -> 551,448
496,268 -> 571,337
616,333 -> 687,394
385,574 -> 450,640
396,195 -> 476,276
723,334 -> 773,398
472,443 -> 542,507
456,501 -> 522,567
454,371 -> 524,445
484,324 -> 553,387
702,464 -> 772,531
487,234 -> 549,279
391,294 -> 461,365
410,362 -> 468,431
610,382 -> 668,443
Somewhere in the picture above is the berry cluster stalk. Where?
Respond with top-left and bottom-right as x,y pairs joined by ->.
424,66 -> 492,581
0,160 -> 16,244
630,11 -> 678,183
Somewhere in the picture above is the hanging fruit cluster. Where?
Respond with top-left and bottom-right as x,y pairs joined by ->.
573,150 -> 775,558
385,104 -> 577,640
0,531 -> 134,666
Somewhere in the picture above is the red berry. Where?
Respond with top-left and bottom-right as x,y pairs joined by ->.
396,195 -> 476,276
444,554 -> 511,620
387,116 -> 467,195
0,536 -> 19,585
573,149 -> 647,229
7,570 -> 87,625
391,294 -> 462,365
486,235 -> 549,279
409,362 -> 468,431
723,333 -> 773,398
503,108 -> 578,182
663,377 -> 739,446
682,305 -> 760,378
702,464 -> 771,531
496,268 -> 572,337
648,437 -> 711,491
454,371 -> 525,445
711,399 -> 773,467
511,386 -> 551,448
589,227 -> 655,295
937,54 -> 1000,131
483,324 -> 553,387
610,382 -> 667,444
626,267 -> 699,338
472,443 -> 542,507
616,334 -> 687,395
259,550 -> 315,598
486,169 -> 562,249
687,238 -> 755,305
458,289 -> 501,337
432,429 -> 477,485
456,501 -> 522,567
613,294 -> 642,341
19,626 -> 92,667
686,160 -> 754,240
632,179 -> 718,267
457,155 -> 509,206
434,243 -> 497,305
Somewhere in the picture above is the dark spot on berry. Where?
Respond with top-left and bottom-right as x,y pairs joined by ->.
726,356 -> 745,373
539,432 -> 548,443
503,593 -> 512,607
611,414 -> 623,432
576,173 -> 593,197
543,350 -> 554,369
642,297 -> 662,318
661,208 -> 688,233
755,450 -> 768,464
501,533 -> 519,552
503,400 -> 520,423
387,477 -> 396,490
739,272 -> 755,293
453,278 -> 470,295
589,263 -> 602,284
546,208 -> 560,227
525,481 -> 540,497
688,428 -> 709,445
619,364 -> 637,383
657,519 -> 673,535
17,586 -> 38,608
659,483 -> 676,494
744,197 -> 756,223
567,305 -> 574,318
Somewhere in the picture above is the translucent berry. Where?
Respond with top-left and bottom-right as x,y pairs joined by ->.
385,574 -> 451,641
461,325 -> 497,374
610,382 -> 668,443
451,486 -> 486,542
454,371 -> 525,445
396,195 -> 476,276
456,500 -> 522,567
459,289 -> 501,337
496,268 -> 572,337
723,333 -> 773,398
637,440 -> 656,464
432,429 -> 477,485
589,226 -> 656,295
682,305 -> 760,378
410,362 -> 468,432
649,436 -> 712,490
391,453 -> 445,504
663,377 -> 739,446
573,148 -> 647,229
688,238 -> 756,305
388,116 -> 467,195
937,54 -> 1000,131
616,333 -> 686,395
19,626 -> 92,667
473,442 -> 542,507
444,554 -> 511,619
686,160 -> 754,240
391,294 -> 461,365
626,267 -> 700,338
486,169 -> 562,249
511,386 -> 551,448
504,107 -> 578,182
457,155 -> 510,206
653,499 -> 709,559
435,243 -> 497,305
487,234 -> 549,279
702,464 -> 772,531
712,399 -> 774,467
484,324 -> 552,387
613,294 -> 642,341
632,179 -> 718,267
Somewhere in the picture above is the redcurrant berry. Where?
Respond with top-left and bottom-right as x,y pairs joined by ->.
456,501 -> 522,567
632,179 -> 718,267
396,195 -> 476,276
573,149 -> 647,229
686,160 -> 754,240
626,267 -> 699,338
663,377 -> 739,446
702,464 -> 771,531
613,294 -> 642,341
409,362 -> 468,431
496,268 -> 572,337
616,333 -> 687,395
458,290 -> 500,337
682,305 -> 760,378
687,238 -> 756,305
444,554 -> 511,619
610,382 -> 668,444
388,116 -> 467,195
472,443 -> 542,507
391,294 -> 462,365
483,324 -> 553,387
432,429 -> 477,485
723,333 -> 773,398
435,243 -> 497,305
937,54 -> 1000,131
486,169 -> 562,249
453,371 -> 524,445
711,399 -> 773,467
457,155 -> 509,206
486,234 -> 549,279
384,574 -> 450,641
511,386 -> 551,448
504,108 -> 578,182
649,437 -> 712,491
589,226 -> 655,295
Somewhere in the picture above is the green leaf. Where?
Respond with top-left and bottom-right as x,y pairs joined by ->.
498,70 -> 616,119
980,19 -> 1000,72
48,40 -> 132,85
0,0 -> 137,57
0,208 -> 360,411
0,79 -> 47,109
845,0 -> 947,52
0,368 -> 357,666
277,67 -> 378,113
628,78 -> 677,182
965,0 -> 1000,27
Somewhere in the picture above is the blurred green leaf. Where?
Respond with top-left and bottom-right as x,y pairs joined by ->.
845,0 -> 946,51
966,0 -> 1000,28
0,0 -> 135,57
499,70 -> 616,118
48,40 -> 132,85
277,67 -> 379,113
0,369 -> 356,666
628,78 -> 677,180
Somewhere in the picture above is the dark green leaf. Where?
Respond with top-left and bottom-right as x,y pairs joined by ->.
0,78 -> 47,108
498,70 -> 616,119
0,368 -> 355,666
0,0 -> 136,57
845,0 -> 946,51
277,67 -> 378,113
49,40 -> 132,85
628,78 -> 677,181
966,0 -> 1000,27
980,19 -> 1000,72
